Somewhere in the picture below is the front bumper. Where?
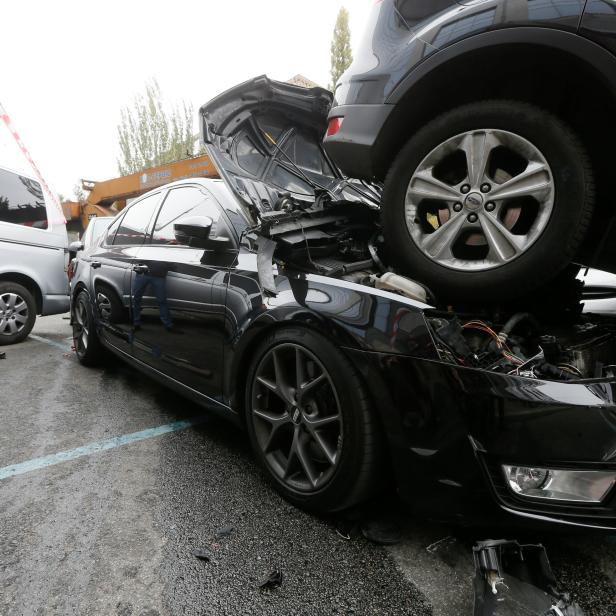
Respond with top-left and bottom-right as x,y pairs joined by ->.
344,348 -> 616,530
323,103 -> 393,180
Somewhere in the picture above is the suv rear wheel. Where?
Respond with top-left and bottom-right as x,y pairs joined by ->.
382,100 -> 594,300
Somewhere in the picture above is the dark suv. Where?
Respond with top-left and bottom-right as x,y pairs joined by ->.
324,0 -> 616,300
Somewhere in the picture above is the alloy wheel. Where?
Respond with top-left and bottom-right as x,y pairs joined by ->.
250,343 -> 343,492
0,292 -> 29,337
96,292 -> 112,321
72,296 -> 90,355
405,129 -> 555,271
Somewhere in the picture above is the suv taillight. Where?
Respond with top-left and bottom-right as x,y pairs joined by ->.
326,117 -> 344,137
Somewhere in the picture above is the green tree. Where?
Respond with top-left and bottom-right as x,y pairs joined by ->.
117,79 -> 194,176
329,7 -> 353,92
73,183 -> 86,205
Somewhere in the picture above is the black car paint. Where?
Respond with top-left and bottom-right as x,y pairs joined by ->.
71,176 -> 616,530
323,0 -> 616,180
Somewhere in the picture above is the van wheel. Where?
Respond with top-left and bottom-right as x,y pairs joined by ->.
72,290 -> 104,366
0,281 -> 36,345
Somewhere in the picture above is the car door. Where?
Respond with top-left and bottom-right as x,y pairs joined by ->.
87,192 -> 162,352
130,184 -> 238,403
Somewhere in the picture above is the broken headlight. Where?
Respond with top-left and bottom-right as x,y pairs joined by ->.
503,465 -> 616,503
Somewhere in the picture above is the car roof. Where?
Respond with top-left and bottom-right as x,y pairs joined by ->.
0,163 -> 39,184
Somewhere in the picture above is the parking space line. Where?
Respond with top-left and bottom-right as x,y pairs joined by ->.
0,419 -> 205,480
29,333 -> 71,351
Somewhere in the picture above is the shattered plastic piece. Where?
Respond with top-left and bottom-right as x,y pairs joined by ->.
425,535 -> 455,554
258,570 -> 283,590
0,352 -> 5,359
192,547 -> 215,562
215,525 -> 234,538
473,540 -> 585,616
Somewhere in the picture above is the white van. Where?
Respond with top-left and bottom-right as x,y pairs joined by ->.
0,164 -> 69,345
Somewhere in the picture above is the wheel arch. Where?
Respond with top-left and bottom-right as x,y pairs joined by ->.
373,28 -> 616,261
0,272 -> 43,314
374,28 -> 616,182
228,312 -> 397,488
226,307 -> 361,419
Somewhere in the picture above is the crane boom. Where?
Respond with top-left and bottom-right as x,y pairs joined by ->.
62,154 -> 219,231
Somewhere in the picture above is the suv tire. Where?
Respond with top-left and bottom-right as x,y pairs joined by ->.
382,100 -> 595,300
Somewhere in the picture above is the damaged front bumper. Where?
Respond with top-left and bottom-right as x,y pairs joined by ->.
473,540 -> 585,615
345,348 -> 616,530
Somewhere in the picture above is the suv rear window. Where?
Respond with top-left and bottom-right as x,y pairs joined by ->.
0,167 -> 48,229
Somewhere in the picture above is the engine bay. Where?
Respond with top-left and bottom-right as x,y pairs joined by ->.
250,190 -> 616,383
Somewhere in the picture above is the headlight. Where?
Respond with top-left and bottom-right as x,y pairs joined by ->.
503,465 -> 616,503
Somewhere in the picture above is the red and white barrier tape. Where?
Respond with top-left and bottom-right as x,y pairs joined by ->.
0,101 -> 66,224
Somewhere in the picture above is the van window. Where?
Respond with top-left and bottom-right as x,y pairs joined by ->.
0,168 -> 48,229
113,193 -> 161,245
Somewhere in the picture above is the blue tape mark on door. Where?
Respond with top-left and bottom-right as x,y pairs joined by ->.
0,419 -> 203,480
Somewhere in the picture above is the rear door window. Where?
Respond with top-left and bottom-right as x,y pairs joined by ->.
113,193 -> 161,245
0,167 -> 48,229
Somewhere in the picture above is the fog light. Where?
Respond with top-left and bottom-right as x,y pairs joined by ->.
503,465 -> 616,503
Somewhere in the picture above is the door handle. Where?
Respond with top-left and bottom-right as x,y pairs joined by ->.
133,264 -> 149,274
91,261 -> 102,269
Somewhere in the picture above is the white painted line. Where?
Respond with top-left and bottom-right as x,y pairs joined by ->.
0,419 -> 205,480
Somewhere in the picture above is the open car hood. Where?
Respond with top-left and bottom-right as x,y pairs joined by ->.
199,75 -> 380,228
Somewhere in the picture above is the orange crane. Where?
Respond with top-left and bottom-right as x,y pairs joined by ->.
62,154 -> 219,231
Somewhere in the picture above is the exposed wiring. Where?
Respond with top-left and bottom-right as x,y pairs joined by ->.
463,320 -> 525,365
557,363 -> 583,377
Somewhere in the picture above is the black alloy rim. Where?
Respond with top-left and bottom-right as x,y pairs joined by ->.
250,343 -> 343,492
72,296 -> 90,356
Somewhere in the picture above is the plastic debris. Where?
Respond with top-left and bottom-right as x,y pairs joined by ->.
0,352 -> 5,359
215,526 -> 234,538
192,547 -> 215,563
473,539 -> 585,616
258,570 -> 283,590
426,535 -> 455,554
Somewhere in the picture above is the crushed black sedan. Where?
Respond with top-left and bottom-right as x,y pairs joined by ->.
70,77 -> 616,528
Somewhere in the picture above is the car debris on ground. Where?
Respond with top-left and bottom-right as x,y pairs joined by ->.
473,539 -> 585,616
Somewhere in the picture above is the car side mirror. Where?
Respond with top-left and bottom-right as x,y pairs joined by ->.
174,215 -> 213,247
69,240 -> 84,252
174,216 -> 232,251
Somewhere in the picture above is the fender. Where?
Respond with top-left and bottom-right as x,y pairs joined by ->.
387,27 -> 616,104
0,266 -> 44,310
224,272 -> 439,409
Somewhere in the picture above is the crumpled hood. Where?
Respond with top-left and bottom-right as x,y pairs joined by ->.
199,75 -> 379,227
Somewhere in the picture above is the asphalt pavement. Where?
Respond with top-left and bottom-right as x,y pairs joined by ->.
0,315 -> 615,616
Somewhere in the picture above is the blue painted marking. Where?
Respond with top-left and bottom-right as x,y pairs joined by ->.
29,333 -> 70,351
0,419 -> 203,480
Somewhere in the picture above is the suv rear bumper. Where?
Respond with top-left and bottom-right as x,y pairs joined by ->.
323,103 -> 393,180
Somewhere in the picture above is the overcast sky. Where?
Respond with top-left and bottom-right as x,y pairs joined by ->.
0,0 -> 372,198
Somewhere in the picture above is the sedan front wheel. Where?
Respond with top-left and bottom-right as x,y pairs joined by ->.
72,290 -> 104,366
245,327 -> 382,513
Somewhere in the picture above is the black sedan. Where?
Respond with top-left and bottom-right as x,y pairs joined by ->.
70,78 -> 616,528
